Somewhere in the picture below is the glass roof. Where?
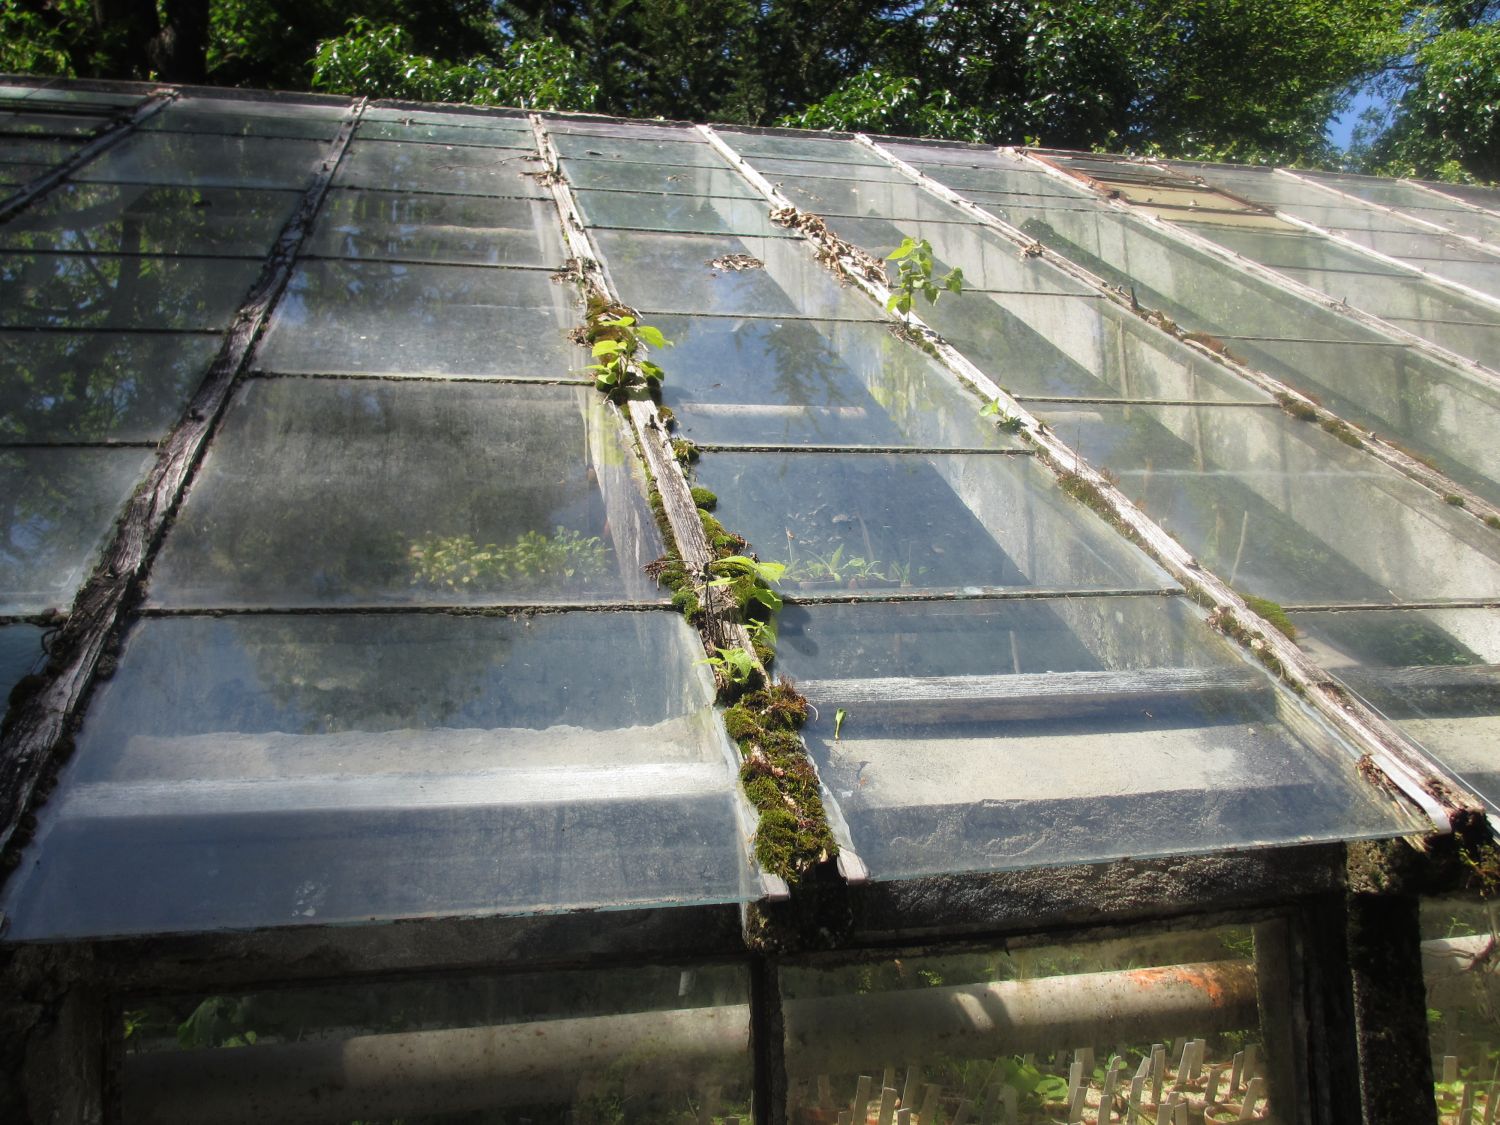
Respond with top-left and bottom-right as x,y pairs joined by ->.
8,81 -> 1488,942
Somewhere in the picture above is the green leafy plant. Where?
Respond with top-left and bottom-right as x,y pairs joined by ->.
980,399 -> 1026,432
584,314 -> 670,401
834,708 -> 848,742
886,236 -> 964,324
708,555 -> 786,618
699,645 -> 758,686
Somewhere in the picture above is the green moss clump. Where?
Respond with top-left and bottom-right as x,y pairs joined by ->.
1241,593 -> 1297,640
721,680 -> 835,884
670,586 -> 702,622
690,486 -> 718,510
1320,417 -> 1364,448
1445,494 -> 1466,507
754,807 -> 802,873
671,437 -> 700,464
1487,515 -> 1500,530
1274,392 -> 1318,423
723,704 -> 760,741
658,405 -> 677,429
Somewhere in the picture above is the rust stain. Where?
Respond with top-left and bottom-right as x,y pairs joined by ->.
1120,964 -> 1244,1007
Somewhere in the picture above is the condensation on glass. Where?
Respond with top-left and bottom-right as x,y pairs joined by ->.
0,610 -> 758,939
0,330 -> 222,443
653,315 -> 1027,448
0,446 -> 155,615
255,260 -> 583,377
695,451 -> 1175,596
773,597 -> 1413,879
1293,608 -> 1500,810
1035,401 -> 1500,605
147,379 -> 664,608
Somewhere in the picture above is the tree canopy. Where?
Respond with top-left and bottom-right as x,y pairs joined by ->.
1,0 -> 1496,181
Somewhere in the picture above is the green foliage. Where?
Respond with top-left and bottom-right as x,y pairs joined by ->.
698,645 -> 758,685
580,312 -> 671,401
980,399 -> 1026,432
885,236 -> 964,323
407,527 -> 608,592
1361,19 -> 1500,182
312,18 -> 596,109
779,69 -> 999,141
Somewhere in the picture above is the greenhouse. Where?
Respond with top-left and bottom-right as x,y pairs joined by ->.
2,74 -> 1500,1124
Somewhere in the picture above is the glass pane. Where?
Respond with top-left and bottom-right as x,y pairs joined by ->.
142,95 -> 347,139
546,120 -> 706,142
0,184 -> 300,256
0,164 -> 55,187
0,85 -> 141,109
773,173 -> 971,224
1422,181 -> 1500,212
364,106 -> 532,132
304,189 -> 565,265
0,610 -> 756,939
0,138 -> 79,166
148,380 -> 664,608
694,452 -> 1175,595
256,260 -> 583,377
335,140 -> 548,198
821,213 -> 1097,296
594,230 -> 877,320
552,131 -> 724,167
576,189 -> 784,237
561,157 -> 761,198
1293,608 -> 1500,810
654,315 -> 1025,448
1199,336 -> 1500,506
775,596 -> 1412,878
913,287 -> 1267,403
1420,897 -> 1500,1122
717,130 -> 885,166
739,155 -> 913,184
75,132 -> 328,190
0,624 -> 44,700
1035,401 -> 1500,605
356,118 -> 531,146
783,926 -> 1287,1125
0,112 -> 110,137
0,252 -> 261,330
119,964 -> 752,1122
0,446 -> 154,614
0,330 -> 220,442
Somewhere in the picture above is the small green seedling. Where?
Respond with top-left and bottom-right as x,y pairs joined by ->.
584,314 -> 669,400
980,399 -> 1025,432
834,708 -> 847,742
699,645 -> 758,686
886,236 -> 964,323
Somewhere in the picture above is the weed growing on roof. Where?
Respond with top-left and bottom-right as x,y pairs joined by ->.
579,295 -> 671,402
886,236 -> 963,324
1445,493 -> 1466,507
980,398 -> 1025,431
671,437 -> 700,464
699,645 -> 758,686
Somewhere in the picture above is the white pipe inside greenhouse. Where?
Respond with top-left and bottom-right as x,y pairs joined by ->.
122,959 -> 1259,1122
